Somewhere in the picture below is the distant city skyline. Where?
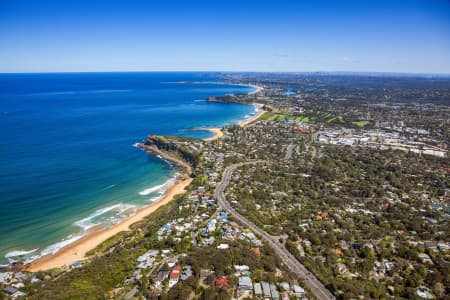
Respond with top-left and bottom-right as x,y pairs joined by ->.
0,0 -> 449,73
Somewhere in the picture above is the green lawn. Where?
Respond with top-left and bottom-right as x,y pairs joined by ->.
267,113 -> 288,121
352,120 -> 370,127
294,116 -> 309,122
265,113 -> 314,123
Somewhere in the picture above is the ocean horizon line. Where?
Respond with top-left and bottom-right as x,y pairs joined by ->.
1,70 -> 449,77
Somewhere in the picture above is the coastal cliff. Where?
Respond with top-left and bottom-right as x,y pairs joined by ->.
138,135 -> 200,175
207,95 -> 270,112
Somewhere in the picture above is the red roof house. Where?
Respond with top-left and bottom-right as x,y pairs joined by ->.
215,276 -> 230,288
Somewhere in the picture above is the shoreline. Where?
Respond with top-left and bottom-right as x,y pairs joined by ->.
24,84 -> 260,272
239,103 -> 265,127
169,80 -> 263,95
201,127 -> 224,141
27,149 -> 192,272
200,102 -> 265,141
238,83 -> 263,95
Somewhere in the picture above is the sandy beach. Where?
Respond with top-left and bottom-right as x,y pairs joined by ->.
247,85 -> 263,95
226,83 -> 263,95
203,127 -> 224,141
27,149 -> 192,272
239,103 -> 266,127
202,103 -> 266,142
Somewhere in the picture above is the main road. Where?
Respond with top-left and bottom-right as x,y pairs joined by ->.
215,161 -> 335,300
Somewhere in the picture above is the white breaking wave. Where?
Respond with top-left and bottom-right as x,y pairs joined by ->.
102,184 -> 116,191
139,177 -> 176,196
39,234 -> 84,257
139,184 -> 165,196
147,196 -> 161,203
5,248 -> 40,264
133,142 -> 147,151
3,176 -> 178,265
4,202 -> 140,264
13,233 -> 87,263
5,248 -> 38,258
74,203 -> 137,230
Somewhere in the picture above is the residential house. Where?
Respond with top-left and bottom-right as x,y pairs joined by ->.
270,284 -> 280,299
180,265 -> 193,281
169,266 -> 182,288
4,286 -> 18,295
418,253 -> 433,264
238,276 -> 253,291
153,270 -> 168,289
234,265 -> 250,273
280,281 -> 290,291
252,247 -> 261,256
70,262 -> 81,268
262,281 -> 271,298
215,276 -> 230,289
292,285 -> 305,298
254,282 -> 262,297
217,243 -> 229,250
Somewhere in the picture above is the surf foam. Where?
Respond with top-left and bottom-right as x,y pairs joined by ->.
74,203 -> 137,230
139,177 -> 176,196
5,248 -> 38,258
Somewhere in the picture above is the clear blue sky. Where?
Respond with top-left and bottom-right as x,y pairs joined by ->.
0,0 -> 449,73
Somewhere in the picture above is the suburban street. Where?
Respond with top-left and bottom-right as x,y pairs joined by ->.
285,144 -> 295,160
215,162 -> 335,300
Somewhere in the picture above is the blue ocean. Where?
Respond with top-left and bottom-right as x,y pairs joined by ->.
0,72 -> 255,264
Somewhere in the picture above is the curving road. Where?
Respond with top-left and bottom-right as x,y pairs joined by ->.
215,162 -> 335,300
